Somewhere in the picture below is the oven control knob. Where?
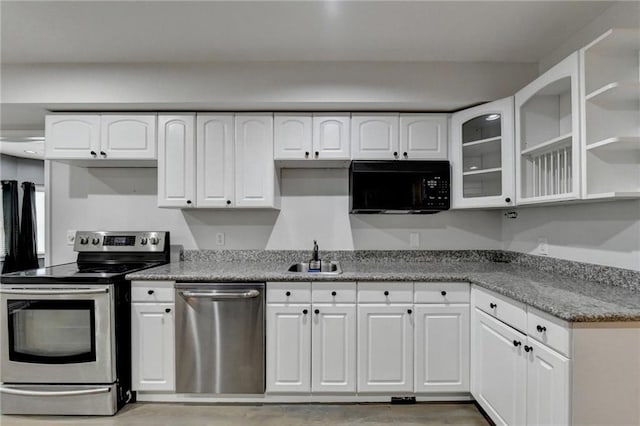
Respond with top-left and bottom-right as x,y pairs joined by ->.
140,238 -> 148,245
149,237 -> 159,245
91,237 -> 100,245
80,237 -> 89,245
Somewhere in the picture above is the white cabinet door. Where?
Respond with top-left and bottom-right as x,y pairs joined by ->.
526,339 -> 571,426
131,303 -> 175,391
274,114 -> 312,160
472,308 -> 526,426
351,114 -> 400,160
45,115 -> 101,159
311,304 -> 356,393
234,114 -> 276,207
399,114 -> 448,160
357,304 -> 413,393
101,114 -> 157,159
313,114 -> 351,160
157,115 -> 196,208
266,304 -> 311,393
451,97 -> 515,209
196,114 -> 234,207
414,305 -> 469,393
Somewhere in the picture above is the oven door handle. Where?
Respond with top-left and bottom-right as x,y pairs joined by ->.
0,386 -> 111,397
0,288 -> 109,295
180,289 -> 260,299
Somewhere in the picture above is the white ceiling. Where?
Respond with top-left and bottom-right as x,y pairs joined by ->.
1,1 -> 613,64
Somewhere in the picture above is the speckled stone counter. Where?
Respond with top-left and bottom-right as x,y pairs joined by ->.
127,251 -> 640,323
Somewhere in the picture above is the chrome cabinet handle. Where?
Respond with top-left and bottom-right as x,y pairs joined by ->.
0,386 -> 111,397
0,288 -> 108,295
180,290 -> 260,299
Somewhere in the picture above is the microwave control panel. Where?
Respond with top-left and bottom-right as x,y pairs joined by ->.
422,175 -> 450,209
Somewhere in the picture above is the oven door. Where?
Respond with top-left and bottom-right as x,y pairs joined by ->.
0,284 -> 115,384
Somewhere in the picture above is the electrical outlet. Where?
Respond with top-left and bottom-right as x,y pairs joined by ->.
537,237 -> 548,256
215,232 -> 225,246
66,230 -> 76,246
409,232 -> 420,248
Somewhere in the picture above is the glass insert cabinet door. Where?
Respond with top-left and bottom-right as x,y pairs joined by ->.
8,299 -> 96,363
450,97 -> 515,208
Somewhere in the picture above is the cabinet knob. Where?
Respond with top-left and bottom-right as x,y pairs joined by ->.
384,290 -> 389,296
100,151 -> 107,157
226,200 -> 231,205
393,152 -> 398,158
305,151 -> 310,157
505,197 -> 511,203
441,290 -> 447,296
186,200 -> 192,205
90,150 -> 97,157
331,291 -> 337,296
536,325 -> 547,333
407,309 -> 412,314
147,290 -> 154,295
302,309 -> 308,315
285,291 -> 291,297
315,151 -> 319,157
314,309 -> 320,314
524,345 -> 533,353
490,302 -> 497,309
403,152 -> 408,157
165,308 -> 171,313
512,340 -> 521,347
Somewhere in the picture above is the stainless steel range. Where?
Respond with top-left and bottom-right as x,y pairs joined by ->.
0,231 -> 170,415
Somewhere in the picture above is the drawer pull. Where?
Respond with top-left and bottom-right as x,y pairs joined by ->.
302,309 -> 308,315
314,309 -> 320,314
331,291 -> 337,296
407,309 -> 412,314
384,291 -> 389,296
490,302 -> 497,309
441,290 -> 447,296
524,345 -> 533,353
536,325 -> 547,333
285,291 -> 291,297
512,340 -> 521,347
147,290 -> 154,295
165,308 -> 171,313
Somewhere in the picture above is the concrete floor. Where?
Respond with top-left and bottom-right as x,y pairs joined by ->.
1,402 -> 490,425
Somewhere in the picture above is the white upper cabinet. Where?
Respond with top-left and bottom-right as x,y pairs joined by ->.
399,114 -> 448,160
196,114 -> 235,208
157,114 -> 196,208
46,114 -> 157,161
101,115 -> 157,159
275,113 -> 350,161
351,114 -> 400,160
580,28 -> 640,201
515,52 -> 581,204
45,114 -> 101,159
451,97 -> 515,208
274,114 -> 313,160
234,114 -> 276,207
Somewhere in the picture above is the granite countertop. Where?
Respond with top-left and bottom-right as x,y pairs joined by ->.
127,257 -> 640,323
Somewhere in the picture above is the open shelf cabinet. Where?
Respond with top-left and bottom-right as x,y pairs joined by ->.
451,97 -> 514,208
580,28 -> 640,201
515,52 -> 581,204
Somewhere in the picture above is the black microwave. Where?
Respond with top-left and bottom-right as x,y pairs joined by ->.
349,161 -> 450,214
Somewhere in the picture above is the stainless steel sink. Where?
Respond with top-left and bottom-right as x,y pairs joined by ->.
287,261 -> 342,275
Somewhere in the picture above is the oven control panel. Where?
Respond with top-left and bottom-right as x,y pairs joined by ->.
74,231 -> 168,252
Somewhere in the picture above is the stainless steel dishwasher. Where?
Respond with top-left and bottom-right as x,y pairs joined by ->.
175,283 -> 265,394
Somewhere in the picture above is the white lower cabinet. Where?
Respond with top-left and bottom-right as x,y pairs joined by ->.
311,304 -> 357,393
414,305 -> 469,393
266,304 -> 311,393
357,305 -> 414,393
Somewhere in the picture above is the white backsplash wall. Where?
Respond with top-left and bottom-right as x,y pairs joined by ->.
48,163 -> 503,264
502,200 -> 640,271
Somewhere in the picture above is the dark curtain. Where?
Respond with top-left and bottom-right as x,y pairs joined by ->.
2,180 -> 20,273
17,182 -> 39,271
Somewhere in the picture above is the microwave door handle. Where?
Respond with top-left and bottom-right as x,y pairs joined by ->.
180,290 -> 260,299
0,288 -> 109,295
0,386 -> 111,397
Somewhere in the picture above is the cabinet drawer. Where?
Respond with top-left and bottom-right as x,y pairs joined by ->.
132,281 -> 175,302
267,282 -> 311,303
357,282 -> 413,303
472,286 -> 526,333
527,308 -> 572,357
414,282 -> 469,304
312,282 -> 356,303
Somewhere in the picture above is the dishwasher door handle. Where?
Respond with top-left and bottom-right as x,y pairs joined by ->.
180,289 -> 260,299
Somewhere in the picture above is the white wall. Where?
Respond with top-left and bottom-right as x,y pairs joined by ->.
48,163 -> 502,265
1,154 -> 45,184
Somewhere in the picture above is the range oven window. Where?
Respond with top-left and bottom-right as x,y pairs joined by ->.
8,300 -> 96,364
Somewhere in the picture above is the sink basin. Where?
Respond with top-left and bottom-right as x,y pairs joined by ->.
287,261 -> 342,275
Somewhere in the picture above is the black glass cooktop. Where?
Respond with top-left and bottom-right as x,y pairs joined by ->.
0,262 -> 161,284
